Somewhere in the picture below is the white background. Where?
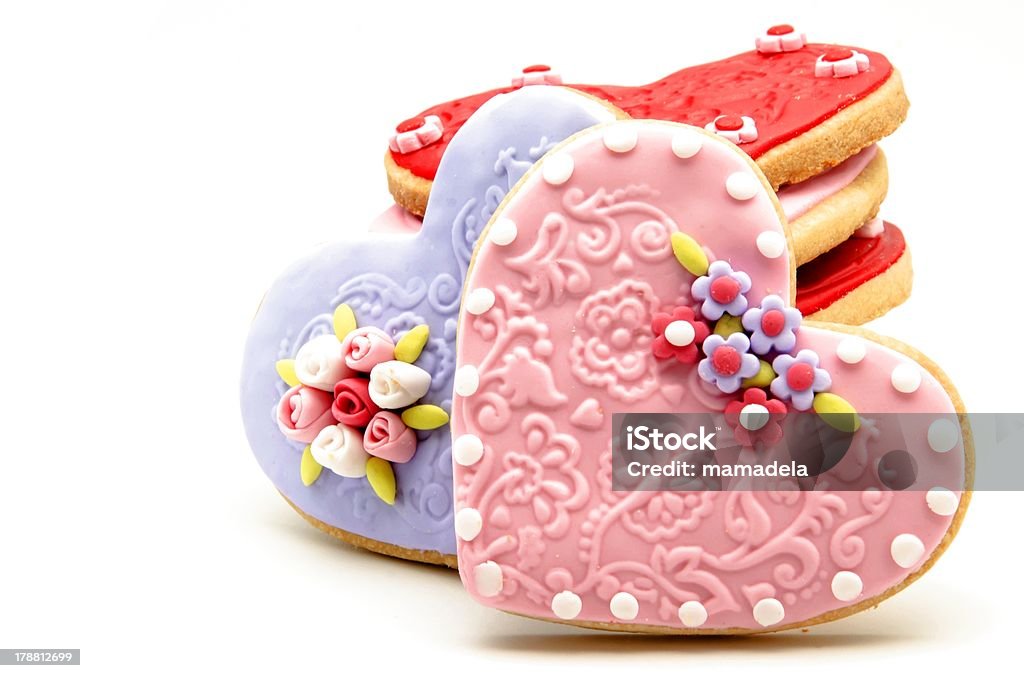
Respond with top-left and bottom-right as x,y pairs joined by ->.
1,1 -> 1022,675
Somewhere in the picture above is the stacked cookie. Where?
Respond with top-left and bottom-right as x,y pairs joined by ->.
384,25 -> 911,324
241,27 -> 969,634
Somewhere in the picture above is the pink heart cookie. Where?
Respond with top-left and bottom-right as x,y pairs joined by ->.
451,121 -> 970,633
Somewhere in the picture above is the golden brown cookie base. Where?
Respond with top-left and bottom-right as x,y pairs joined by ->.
806,247 -> 912,324
758,70 -> 909,189
283,494 -> 458,568
385,152 -> 431,218
791,148 -> 888,266
507,322 -> 971,635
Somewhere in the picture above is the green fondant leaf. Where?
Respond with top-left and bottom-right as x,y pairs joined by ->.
394,324 -> 430,363
300,445 -> 323,487
366,458 -> 396,505
401,404 -> 450,431
333,304 -> 358,340
275,359 -> 300,387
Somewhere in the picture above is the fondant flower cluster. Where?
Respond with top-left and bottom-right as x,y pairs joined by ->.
274,304 -> 449,504
656,231 -> 855,448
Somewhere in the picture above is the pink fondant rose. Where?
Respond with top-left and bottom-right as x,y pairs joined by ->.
341,327 -> 396,372
331,378 -> 380,428
363,411 -> 418,464
276,384 -> 336,443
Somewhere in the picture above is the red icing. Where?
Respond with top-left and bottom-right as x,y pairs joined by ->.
396,116 -> 426,133
714,114 -> 745,131
712,346 -> 742,376
710,275 -> 741,303
823,47 -> 854,62
522,64 -> 551,73
767,24 -> 795,36
389,43 -> 893,181
761,309 -> 786,336
786,362 -> 815,391
795,222 -> 907,315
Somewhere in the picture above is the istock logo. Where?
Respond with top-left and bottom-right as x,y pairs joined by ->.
624,425 -> 717,452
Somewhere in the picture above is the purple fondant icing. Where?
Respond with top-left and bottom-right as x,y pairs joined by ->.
240,88 -> 616,557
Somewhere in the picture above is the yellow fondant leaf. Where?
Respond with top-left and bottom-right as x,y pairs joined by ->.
366,457 -> 396,505
401,404 -> 450,430
713,314 -> 744,338
333,304 -> 358,340
742,360 -> 776,389
813,392 -> 861,433
394,324 -> 430,363
671,232 -> 709,277
275,359 -> 300,387
300,445 -> 322,487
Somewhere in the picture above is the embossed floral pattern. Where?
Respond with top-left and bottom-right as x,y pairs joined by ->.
500,414 -> 590,538
570,280 -> 660,402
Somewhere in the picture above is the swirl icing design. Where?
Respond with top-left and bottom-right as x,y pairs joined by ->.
240,88 -> 616,558
451,121 -> 968,631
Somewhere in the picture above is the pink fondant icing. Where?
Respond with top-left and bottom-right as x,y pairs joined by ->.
451,122 -> 965,632
367,205 -> 423,235
777,145 -> 878,222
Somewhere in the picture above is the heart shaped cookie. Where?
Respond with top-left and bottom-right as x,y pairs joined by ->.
241,88 -> 620,565
386,31 -> 907,215
451,121 -> 969,632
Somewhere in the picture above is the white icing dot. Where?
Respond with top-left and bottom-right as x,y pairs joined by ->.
831,571 -> 863,602
756,230 -> 786,259
603,125 -> 638,153
665,320 -> 696,347
610,592 -> 639,620
891,533 -> 925,568
454,365 -> 480,397
678,601 -> 708,628
926,487 -> 959,516
671,129 -> 703,158
473,561 -> 503,597
928,419 -> 959,453
454,507 -> 483,541
453,434 -> 484,466
551,591 -> 583,620
725,171 -> 760,201
836,337 -> 867,364
542,152 -> 574,185
489,218 -> 518,246
739,403 -> 770,431
753,598 -> 785,627
891,363 -> 922,394
465,288 -> 495,315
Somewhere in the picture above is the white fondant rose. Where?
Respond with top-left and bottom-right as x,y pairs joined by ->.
310,424 -> 369,478
368,360 -> 431,410
294,335 -> 353,391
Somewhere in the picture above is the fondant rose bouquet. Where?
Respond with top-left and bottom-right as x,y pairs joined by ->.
274,304 -> 448,504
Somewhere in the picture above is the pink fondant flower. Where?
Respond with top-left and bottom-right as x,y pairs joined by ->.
340,326 -> 396,372
724,388 -> 788,448
277,384 -> 337,443
651,306 -> 710,364
363,411 -> 418,464
331,378 -> 380,428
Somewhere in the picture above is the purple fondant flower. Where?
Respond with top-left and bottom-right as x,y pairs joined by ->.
698,333 -> 760,394
771,349 -> 832,411
742,295 -> 802,355
691,261 -> 752,320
